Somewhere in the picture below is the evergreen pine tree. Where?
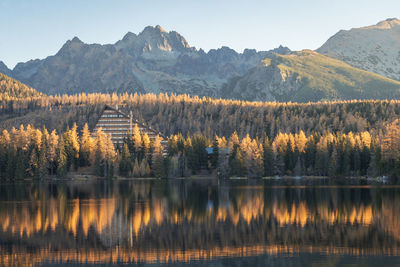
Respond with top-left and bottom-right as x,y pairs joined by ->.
119,143 -> 132,177
79,123 -> 92,167
38,140 -> 48,178
211,135 -> 219,169
28,148 -> 39,178
152,136 -> 165,178
47,130 -> 59,175
263,135 -> 274,177
133,158 -> 140,177
229,144 -> 245,177
328,148 -> 338,177
56,137 -> 68,178
14,149 -> 26,180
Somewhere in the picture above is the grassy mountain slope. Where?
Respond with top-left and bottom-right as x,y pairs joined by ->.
0,72 -> 42,100
273,50 -> 400,101
222,50 -> 400,102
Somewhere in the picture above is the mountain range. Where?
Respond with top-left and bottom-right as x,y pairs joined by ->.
1,19 -> 400,102
0,25 -> 289,96
221,50 -> 400,102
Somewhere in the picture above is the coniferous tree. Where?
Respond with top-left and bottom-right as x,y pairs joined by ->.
132,124 -> 142,160
47,130 -> 58,175
381,120 -> 400,176
217,137 -> 229,178
0,130 -> 10,180
304,135 -> 317,175
56,137 -> 68,178
79,123 -> 92,167
167,135 -> 179,156
192,134 -> 208,171
285,137 -> 295,174
28,148 -> 39,178
229,131 -> 240,151
103,133 -> 116,178
63,126 -> 77,172
152,135 -> 165,178
328,148 -> 338,177
70,123 -> 80,170
119,143 -> 132,177
38,135 -> 48,178
293,156 -> 302,176
342,140 -> 352,176
176,133 -> 185,153
94,128 -> 107,177
133,158 -> 140,177
229,143 -> 245,177
263,135 -> 274,177
14,148 -> 26,180
211,134 -> 219,169
184,137 -> 195,174
139,160 -> 147,177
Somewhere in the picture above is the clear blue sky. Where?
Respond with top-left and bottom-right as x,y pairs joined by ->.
1,0 -> 399,68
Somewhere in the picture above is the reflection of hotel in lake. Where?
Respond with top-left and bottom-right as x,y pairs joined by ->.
1,181 -> 400,265
92,105 -> 166,147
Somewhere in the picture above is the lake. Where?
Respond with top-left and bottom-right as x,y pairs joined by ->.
1,178 -> 400,266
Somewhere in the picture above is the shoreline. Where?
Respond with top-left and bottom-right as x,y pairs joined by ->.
0,174 -> 393,184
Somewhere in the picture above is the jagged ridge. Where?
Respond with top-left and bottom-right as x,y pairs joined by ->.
7,25 -> 289,96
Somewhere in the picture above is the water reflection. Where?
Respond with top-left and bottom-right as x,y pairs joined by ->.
1,179 -> 400,266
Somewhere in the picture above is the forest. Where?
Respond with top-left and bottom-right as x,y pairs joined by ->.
2,92 -> 400,139
1,92 -> 400,179
0,117 -> 399,180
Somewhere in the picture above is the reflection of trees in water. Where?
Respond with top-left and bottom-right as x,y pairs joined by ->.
1,181 -> 400,262
4,245 -> 400,266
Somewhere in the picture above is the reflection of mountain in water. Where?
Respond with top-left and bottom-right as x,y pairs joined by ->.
0,180 -> 400,265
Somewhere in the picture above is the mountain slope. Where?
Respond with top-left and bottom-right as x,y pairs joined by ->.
0,61 -> 11,77
221,50 -> 400,102
0,72 -> 42,99
9,25 -> 290,96
317,18 -> 400,81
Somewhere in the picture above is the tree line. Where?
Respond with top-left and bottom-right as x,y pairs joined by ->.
1,92 -> 400,140
1,120 -> 399,180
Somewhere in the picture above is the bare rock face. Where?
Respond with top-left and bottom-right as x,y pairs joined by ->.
317,18 -> 400,81
220,58 -> 303,102
114,25 -> 193,56
8,25 -> 289,96
0,61 -> 11,76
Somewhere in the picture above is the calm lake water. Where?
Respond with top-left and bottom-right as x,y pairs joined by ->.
1,178 -> 400,266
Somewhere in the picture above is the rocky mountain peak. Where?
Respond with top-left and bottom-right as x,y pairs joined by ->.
385,18 -> 400,23
140,25 -> 167,36
57,36 -> 85,56
363,18 -> 400,30
270,45 -> 291,55
121,31 -> 137,41
114,25 -> 192,54
71,36 -> 83,43
155,25 -> 167,33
